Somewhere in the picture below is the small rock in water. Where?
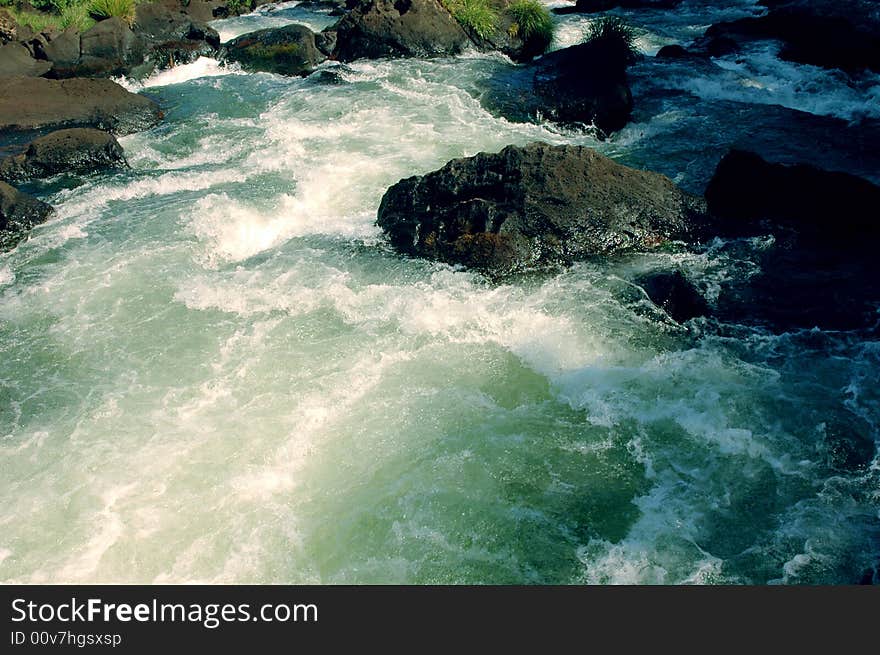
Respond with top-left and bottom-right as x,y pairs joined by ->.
0,128 -> 127,183
0,181 -> 54,250
225,24 -> 325,76
377,142 -> 708,275
635,270 -> 710,323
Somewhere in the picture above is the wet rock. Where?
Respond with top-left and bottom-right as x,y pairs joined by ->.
706,151 -> 880,331
377,142 -> 708,275
330,0 -> 470,62
174,0 -> 275,22
705,149 -> 880,246
0,75 -> 162,135
654,44 -> 698,59
0,181 -> 54,250
0,128 -> 127,182
531,39 -> 634,135
635,270 -> 710,323
34,28 -> 82,73
225,24 -> 325,76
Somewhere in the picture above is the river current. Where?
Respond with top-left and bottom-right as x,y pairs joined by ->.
1,0 -> 878,584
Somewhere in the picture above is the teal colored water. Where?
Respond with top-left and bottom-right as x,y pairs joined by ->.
0,1 -> 877,584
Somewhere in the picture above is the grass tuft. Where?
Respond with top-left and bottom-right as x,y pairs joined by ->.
444,0 -> 499,41
87,0 -> 135,25
584,15 -> 640,63
506,0 -> 553,44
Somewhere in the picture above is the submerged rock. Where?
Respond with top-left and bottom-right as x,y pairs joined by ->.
484,35 -> 636,136
329,0 -> 470,62
0,128 -> 127,182
131,3 -> 221,69
377,142 -> 708,274
706,150 -> 880,331
635,270 -> 710,323
0,181 -> 54,250
0,76 -> 163,135
225,24 -> 325,76
532,39 -> 634,135
705,149 -> 880,246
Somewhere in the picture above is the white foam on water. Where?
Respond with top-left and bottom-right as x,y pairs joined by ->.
116,57 -> 242,91
55,483 -> 137,583
0,266 -> 13,286
214,1 -> 335,43
665,43 -> 880,122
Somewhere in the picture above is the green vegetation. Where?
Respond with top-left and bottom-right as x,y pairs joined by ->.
506,0 -> 553,43
0,0 -> 102,33
443,0 -> 498,41
583,15 -> 640,63
225,0 -> 253,15
87,0 -> 136,24
59,0 -> 96,30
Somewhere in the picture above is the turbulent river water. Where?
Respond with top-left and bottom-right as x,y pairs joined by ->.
1,0 -> 878,584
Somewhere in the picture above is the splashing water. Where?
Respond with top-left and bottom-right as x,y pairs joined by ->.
0,1 -> 878,584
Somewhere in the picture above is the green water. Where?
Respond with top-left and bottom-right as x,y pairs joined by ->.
0,3 -> 877,584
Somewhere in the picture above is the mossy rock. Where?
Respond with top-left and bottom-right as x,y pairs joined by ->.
225,24 -> 324,76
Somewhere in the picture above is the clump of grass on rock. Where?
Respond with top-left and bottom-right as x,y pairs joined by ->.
443,0 -> 498,40
584,15 -> 640,66
87,0 -> 136,25
506,0 -> 553,44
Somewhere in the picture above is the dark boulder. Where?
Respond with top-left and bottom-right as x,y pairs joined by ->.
635,270 -> 709,323
330,0 -> 470,62
133,2 -> 221,66
377,142 -> 708,274
136,2 -> 210,42
655,44 -> 698,59
483,33 -> 636,135
225,24 -> 325,76
705,149 -> 880,246
76,16 -> 148,77
0,41 -> 53,77
696,8 -> 880,74
34,28 -> 82,73
532,39 -> 634,135
0,181 -> 54,250
706,151 -> 880,331
0,128 -> 127,182
0,76 -> 163,135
